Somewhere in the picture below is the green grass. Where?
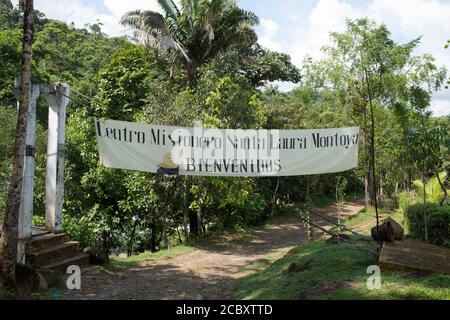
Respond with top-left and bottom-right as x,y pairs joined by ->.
239,252 -> 285,273
109,245 -> 196,270
235,240 -> 450,300
344,206 -> 405,232
236,204 -> 449,300
307,192 -> 364,209
310,195 -> 336,208
197,208 -> 292,246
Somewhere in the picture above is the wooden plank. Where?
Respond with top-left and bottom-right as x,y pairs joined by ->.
379,239 -> 450,274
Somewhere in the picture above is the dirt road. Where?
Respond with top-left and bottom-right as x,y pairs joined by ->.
59,201 -> 365,300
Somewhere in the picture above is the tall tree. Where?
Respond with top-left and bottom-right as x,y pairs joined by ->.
303,19 -> 446,207
120,0 -> 259,87
0,0 -> 34,289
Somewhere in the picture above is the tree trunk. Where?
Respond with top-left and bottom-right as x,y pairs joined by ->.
406,170 -> 413,191
183,177 -> 190,242
435,171 -> 447,207
196,204 -> 203,238
362,121 -> 373,206
186,62 -> 198,89
0,0 -> 34,290
162,210 -> 170,250
379,169 -> 385,200
419,111 -> 429,243
127,219 -> 138,258
270,178 -> 280,216
364,68 -> 379,238
364,162 -> 371,206
422,172 -> 429,243
149,221 -> 157,253
189,209 -> 199,236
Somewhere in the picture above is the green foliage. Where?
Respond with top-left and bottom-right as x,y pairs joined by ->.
302,18 -> 447,205
203,75 -> 266,128
96,46 -> 153,118
0,28 -> 21,101
201,46 -> 301,87
413,171 -> 449,204
404,203 -> 450,247
397,191 -> 420,211
0,1 -> 19,30
446,39 -> 450,89
120,0 -> 259,86
296,196 -> 313,240
33,20 -> 132,96
0,106 -> 15,218
109,246 -> 195,270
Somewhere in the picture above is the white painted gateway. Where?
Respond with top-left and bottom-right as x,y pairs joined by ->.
13,77 -> 70,264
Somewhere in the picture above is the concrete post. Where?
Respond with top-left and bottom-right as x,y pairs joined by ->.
45,84 -> 70,233
15,77 -> 40,263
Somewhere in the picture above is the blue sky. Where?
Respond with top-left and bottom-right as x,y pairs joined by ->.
11,0 -> 450,116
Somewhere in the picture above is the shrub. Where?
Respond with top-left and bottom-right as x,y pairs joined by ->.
32,215 -> 45,227
62,215 -> 98,249
32,214 -> 97,249
380,197 -> 398,211
397,191 -> 420,211
404,203 -> 450,247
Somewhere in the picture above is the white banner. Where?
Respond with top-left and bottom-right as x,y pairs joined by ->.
95,119 -> 360,177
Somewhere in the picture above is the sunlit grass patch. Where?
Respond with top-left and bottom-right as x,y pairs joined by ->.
109,245 -> 196,270
236,239 -> 450,300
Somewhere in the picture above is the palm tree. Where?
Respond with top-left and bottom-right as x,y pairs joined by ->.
120,0 -> 259,87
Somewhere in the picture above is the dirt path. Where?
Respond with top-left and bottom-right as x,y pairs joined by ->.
59,201 -> 365,300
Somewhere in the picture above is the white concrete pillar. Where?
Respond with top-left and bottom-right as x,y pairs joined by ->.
45,84 -> 70,233
15,78 -> 40,263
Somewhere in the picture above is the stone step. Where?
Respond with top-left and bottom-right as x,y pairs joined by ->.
39,254 -> 90,273
26,233 -> 70,252
27,241 -> 80,267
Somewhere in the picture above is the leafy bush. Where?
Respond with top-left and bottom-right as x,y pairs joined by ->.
62,215 -> 98,249
404,203 -> 450,247
32,214 -> 96,249
32,215 -> 45,227
397,191 -> 420,211
380,197 -> 398,211
413,171 -> 448,204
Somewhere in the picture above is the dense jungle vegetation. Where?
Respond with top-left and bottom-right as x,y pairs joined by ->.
0,0 -> 449,255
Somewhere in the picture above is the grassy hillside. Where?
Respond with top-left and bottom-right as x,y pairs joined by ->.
236,208 -> 450,300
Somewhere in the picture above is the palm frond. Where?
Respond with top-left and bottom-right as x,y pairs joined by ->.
120,10 -> 166,32
157,0 -> 181,20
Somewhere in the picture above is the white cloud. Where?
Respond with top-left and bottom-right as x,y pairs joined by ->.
260,18 -> 280,37
259,18 -> 283,51
287,13 -> 301,22
430,98 -> 450,117
283,0 -> 450,116
9,0 -> 163,36
288,0 -> 363,66
101,0 -> 163,36
367,0 -> 450,117
103,0 -> 160,18
18,0 -> 99,29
